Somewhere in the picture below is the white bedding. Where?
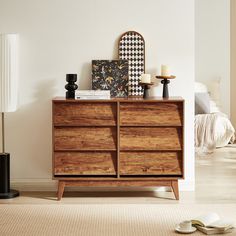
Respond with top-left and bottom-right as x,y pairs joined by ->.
195,81 -> 235,154
195,113 -> 218,154
195,113 -> 235,154
214,113 -> 235,147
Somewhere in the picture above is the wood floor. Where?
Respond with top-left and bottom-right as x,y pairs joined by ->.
0,145 -> 236,204
195,144 -> 236,203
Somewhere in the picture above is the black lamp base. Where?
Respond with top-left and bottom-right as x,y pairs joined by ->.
0,153 -> 19,199
0,189 -> 19,199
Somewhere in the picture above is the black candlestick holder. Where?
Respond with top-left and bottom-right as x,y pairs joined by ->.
138,82 -> 154,99
156,75 -> 176,98
65,74 -> 78,99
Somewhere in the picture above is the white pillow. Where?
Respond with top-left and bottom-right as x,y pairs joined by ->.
195,92 -> 210,114
194,81 -> 221,113
208,79 -> 221,106
195,82 -> 208,93
209,100 -> 221,113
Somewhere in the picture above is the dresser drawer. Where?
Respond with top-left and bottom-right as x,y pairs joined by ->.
120,127 -> 182,150
120,102 -> 183,126
53,102 -> 117,126
54,152 -> 116,175
120,152 -> 182,175
54,127 -> 117,150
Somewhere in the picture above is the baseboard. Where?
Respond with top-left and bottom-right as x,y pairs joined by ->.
11,179 -> 57,192
11,179 -> 195,192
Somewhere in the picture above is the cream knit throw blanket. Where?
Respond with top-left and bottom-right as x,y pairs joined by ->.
195,113 -> 218,155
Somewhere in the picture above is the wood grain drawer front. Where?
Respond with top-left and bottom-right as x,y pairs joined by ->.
54,152 -> 116,175
120,127 -> 182,150
120,102 -> 183,126
120,152 -> 182,175
53,103 -> 117,126
54,127 -> 117,150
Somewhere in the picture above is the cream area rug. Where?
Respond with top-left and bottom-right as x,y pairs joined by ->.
0,204 -> 235,236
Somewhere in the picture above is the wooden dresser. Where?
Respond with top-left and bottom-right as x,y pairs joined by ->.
52,97 -> 184,200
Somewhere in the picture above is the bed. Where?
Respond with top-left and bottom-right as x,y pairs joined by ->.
194,81 -> 235,155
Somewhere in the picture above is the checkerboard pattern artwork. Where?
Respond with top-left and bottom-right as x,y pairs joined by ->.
119,31 -> 145,96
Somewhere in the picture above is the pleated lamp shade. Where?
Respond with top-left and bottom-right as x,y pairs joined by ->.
0,34 -> 19,112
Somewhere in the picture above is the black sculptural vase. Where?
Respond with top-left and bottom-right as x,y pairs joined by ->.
65,74 -> 78,99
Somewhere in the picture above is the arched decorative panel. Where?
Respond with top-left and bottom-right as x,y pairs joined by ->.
118,31 -> 145,97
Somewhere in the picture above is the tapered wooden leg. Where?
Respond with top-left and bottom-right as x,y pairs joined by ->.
57,181 -> 65,201
171,180 -> 179,200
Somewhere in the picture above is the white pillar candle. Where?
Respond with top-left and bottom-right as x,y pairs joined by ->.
140,74 -> 151,83
161,65 -> 170,77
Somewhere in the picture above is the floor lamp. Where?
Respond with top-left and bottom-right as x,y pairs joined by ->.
0,34 -> 19,199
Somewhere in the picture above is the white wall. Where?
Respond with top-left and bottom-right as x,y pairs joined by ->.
231,0 -> 236,129
0,0 -> 195,191
195,0 -> 230,116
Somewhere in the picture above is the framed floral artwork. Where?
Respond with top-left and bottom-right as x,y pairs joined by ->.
92,60 -> 129,97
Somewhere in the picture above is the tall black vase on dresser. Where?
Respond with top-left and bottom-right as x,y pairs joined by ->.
65,74 -> 78,99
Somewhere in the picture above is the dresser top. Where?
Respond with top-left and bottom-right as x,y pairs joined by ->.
53,96 -> 184,103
